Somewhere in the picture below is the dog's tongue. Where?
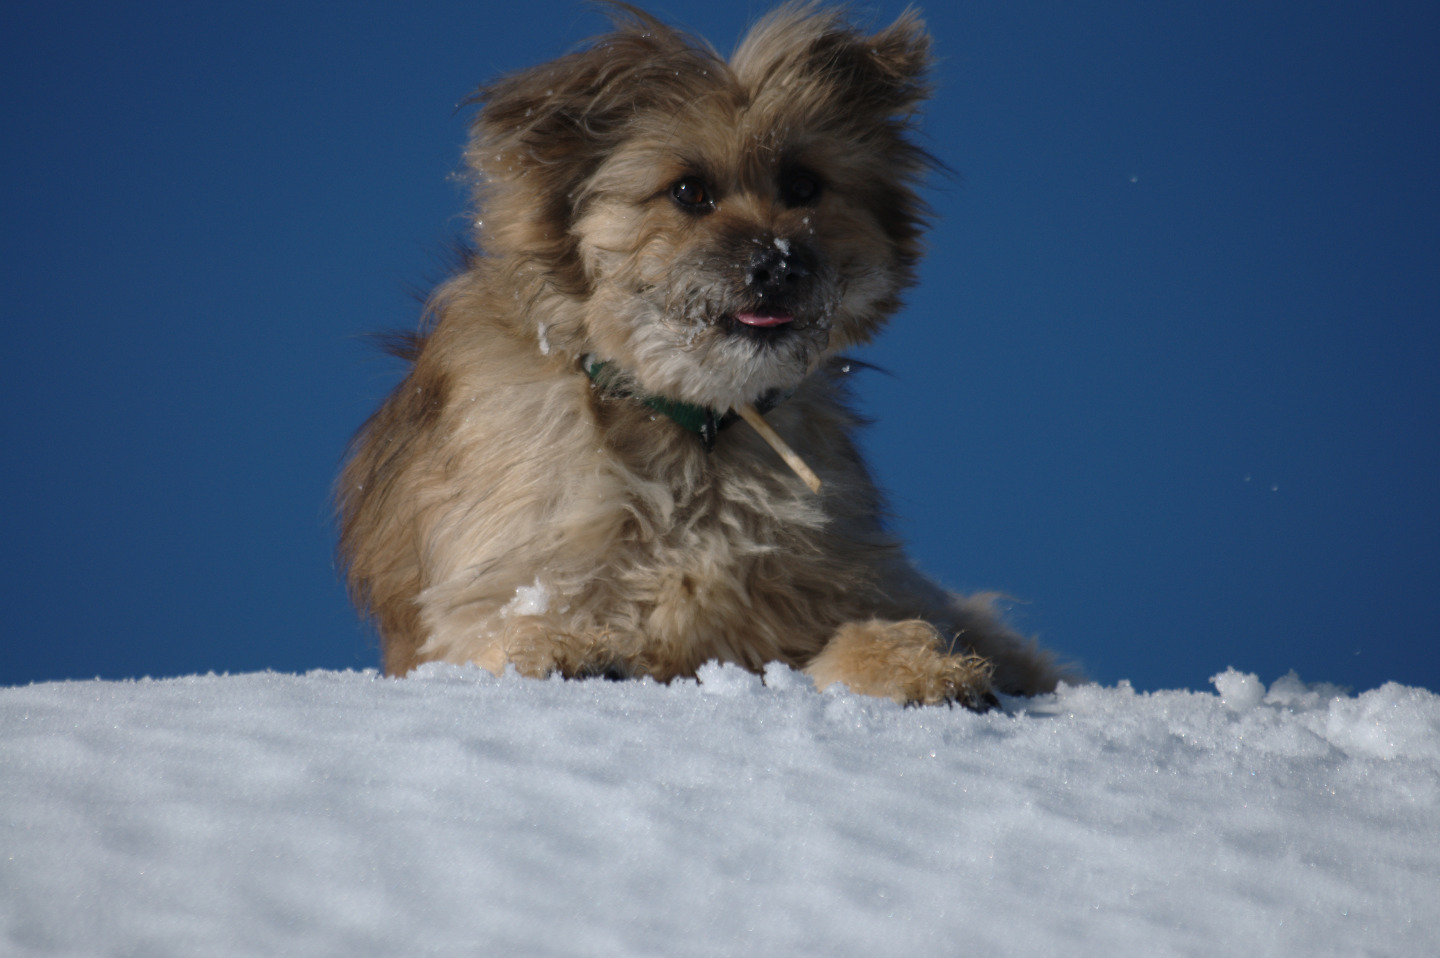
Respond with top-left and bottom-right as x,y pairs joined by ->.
735,311 -> 794,328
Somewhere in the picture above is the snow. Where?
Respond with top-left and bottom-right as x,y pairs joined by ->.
499,577 -> 551,618
3,666 -> 1438,956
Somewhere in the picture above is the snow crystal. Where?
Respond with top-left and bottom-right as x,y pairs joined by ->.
499,576 -> 549,617
2,668 -> 1438,955
761,660 -> 811,692
1212,666 -> 1266,711
695,659 -> 763,696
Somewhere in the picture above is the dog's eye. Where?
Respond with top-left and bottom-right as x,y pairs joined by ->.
671,176 -> 713,212
781,172 -> 821,207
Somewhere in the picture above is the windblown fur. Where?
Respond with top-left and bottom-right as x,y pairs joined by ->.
338,2 -> 1070,708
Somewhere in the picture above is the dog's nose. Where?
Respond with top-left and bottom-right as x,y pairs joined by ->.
746,243 -> 809,302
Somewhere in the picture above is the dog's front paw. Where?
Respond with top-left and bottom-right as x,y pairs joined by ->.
804,619 -> 996,710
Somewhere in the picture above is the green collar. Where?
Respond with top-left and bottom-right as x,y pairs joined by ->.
585,357 -> 727,451
584,357 -> 796,453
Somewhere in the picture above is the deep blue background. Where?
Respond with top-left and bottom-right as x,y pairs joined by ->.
3,1 -> 1436,693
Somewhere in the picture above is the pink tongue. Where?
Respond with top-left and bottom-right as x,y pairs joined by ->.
735,311 -> 794,328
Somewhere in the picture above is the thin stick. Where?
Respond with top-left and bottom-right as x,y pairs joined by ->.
734,403 -> 822,493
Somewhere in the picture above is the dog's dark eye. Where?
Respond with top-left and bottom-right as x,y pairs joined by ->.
781,171 -> 821,207
671,176 -> 713,212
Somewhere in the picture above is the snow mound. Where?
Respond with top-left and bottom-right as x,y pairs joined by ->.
3,666 -> 1438,956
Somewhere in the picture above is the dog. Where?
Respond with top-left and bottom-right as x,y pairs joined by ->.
337,2 -> 1070,708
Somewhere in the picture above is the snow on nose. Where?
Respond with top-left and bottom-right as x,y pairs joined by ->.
745,242 -> 809,302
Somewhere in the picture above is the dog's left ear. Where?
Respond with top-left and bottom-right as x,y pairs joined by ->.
733,5 -> 933,121
813,9 -> 932,118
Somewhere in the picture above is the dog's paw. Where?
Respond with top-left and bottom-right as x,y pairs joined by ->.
804,619 -> 996,710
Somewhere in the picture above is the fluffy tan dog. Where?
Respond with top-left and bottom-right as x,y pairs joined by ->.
338,2 -> 1069,708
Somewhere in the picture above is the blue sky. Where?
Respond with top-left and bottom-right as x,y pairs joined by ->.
3,0 -> 1437,693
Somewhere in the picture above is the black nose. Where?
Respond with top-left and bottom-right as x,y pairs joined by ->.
745,243 -> 809,303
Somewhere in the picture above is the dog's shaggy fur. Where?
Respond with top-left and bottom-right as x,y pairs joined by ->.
338,2 -> 1069,708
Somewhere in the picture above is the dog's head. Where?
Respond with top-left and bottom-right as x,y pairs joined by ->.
466,2 -> 933,411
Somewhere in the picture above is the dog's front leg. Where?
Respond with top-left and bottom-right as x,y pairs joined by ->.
803,619 -> 998,710
482,618 -> 631,682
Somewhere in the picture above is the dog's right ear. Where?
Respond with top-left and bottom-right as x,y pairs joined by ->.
462,6 -> 719,290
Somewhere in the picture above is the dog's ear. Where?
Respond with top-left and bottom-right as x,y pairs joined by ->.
463,7 -> 719,290
732,5 -> 933,121
808,9 -> 932,118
